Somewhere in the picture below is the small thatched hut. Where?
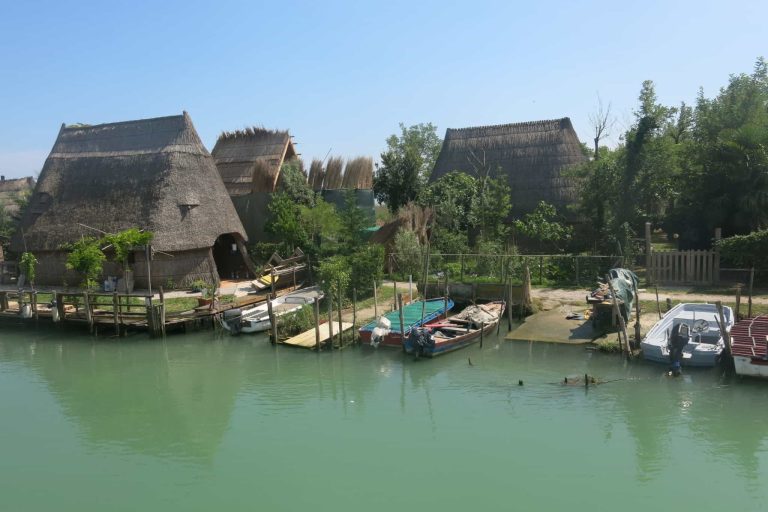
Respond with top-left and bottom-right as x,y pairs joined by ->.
0,175 -> 35,218
431,118 -> 587,217
11,112 -> 250,288
211,127 -> 298,195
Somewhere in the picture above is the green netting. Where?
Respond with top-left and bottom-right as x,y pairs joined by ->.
362,299 -> 453,333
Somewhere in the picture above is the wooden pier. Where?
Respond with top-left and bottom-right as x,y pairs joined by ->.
280,321 -> 354,349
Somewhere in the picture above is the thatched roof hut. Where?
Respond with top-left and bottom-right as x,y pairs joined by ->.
431,118 -> 586,217
11,112 -> 250,287
0,176 -> 35,218
211,127 -> 298,195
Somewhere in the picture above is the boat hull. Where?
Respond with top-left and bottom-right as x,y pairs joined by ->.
734,356 -> 768,379
359,298 -> 454,347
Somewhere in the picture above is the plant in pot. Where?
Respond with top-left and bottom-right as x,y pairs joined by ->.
191,279 -> 216,306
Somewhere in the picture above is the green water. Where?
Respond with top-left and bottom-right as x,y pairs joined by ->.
2,325 -> 768,511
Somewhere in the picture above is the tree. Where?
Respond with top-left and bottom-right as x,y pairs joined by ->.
102,228 -> 153,287
513,201 -> 573,252
393,228 -> 423,277
299,198 -> 340,254
64,237 -> 106,289
470,171 -> 512,242
338,190 -> 369,252
419,171 -> 477,233
19,252 -> 37,288
265,193 -> 308,253
373,123 -> 442,213
588,94 -> 615,159
276,160 -> 313,207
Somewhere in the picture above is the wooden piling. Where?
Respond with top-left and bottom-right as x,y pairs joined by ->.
507,278 -> 514,331
735,285 -> 742,319
480,321 -> 485,348
634,288 -> 642,348
408,275 -> 413,303
716,301 -> 731,355
56,292 -> 65,323
83,292 -> 93,334
373,280 -> 378,318
393,280 -> 397,311
666,298 -> 672,312
159,287 -> 166,337
337,279 -> 344,348
397,293 -> 405,352
655,285 -> 661,319
748,267 -> 754,318
113,292 -> 119,336
267,294 -> 278,344
328,298 -> 334,346
313,298 -> 321,350
352,288 -> 357,338
31,291 -> 38,321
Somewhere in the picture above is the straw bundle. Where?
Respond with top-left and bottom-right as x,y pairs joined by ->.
308,159 -> 325,191
324,156 -> 344,190
341,156 -> 373,189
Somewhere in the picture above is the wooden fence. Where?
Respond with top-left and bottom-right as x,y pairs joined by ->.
648,249 -> 719,285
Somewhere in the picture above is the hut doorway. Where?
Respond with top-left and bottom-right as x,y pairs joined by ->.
212,234 -> 249,280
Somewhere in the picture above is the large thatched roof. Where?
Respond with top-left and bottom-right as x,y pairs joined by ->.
431,118 -> 586,217
0,176 -> 35,217
12,112 -> 246,253
211,127 -> 297,195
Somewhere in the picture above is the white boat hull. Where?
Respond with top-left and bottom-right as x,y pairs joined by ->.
640,303 -> 733,368
734,356 -> 768,379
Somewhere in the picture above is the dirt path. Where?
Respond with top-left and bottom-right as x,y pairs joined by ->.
531,287 -> 768,305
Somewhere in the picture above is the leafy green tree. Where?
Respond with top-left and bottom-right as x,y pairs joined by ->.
348,245 -> 384,296
373,123 -> 442,213
317,255 -> 351,303
64,237 -> 106,289
19,252 -> 37,288
299,198 -> 340,254
393,228 -> 423,277
265,192 -> 308,253
419,171 -> 477,233
102,228 -> 153,285
338,190 -> 369,252
513,201 -> 573,252
470,172 -> 511,242
276,160 -> 313,207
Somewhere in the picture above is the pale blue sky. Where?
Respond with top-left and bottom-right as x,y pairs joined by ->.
0,0 -> 765,178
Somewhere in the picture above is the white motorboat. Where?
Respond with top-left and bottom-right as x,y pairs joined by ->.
730,316 -> 768,379
640,303 -> 734,368
220,286 -> 323,334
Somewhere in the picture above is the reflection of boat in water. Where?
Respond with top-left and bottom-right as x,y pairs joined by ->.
359,298 -> 454,348
404,301 -> 505,358
641,303 -> 733,368
730,316 -> 768,379
219,286 -> 323,334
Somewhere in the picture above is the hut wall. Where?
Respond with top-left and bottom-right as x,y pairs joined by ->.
229,192 -> 273,245
132,248 -> 218,289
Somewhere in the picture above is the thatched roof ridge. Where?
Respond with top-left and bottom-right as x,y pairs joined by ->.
212,127 -> 297,195
12,113 -> 246,253
431,117 -> 586,217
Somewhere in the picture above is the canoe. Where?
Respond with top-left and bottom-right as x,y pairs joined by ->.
730,316 -> 768,379
359,298 -> 454,347
220,286 -> 323,335
404,301 -> 505,358
640,303 -> 733,369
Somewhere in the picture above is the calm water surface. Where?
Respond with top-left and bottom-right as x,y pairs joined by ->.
2,324 -> 768,511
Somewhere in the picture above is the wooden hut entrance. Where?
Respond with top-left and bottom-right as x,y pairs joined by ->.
212,234 -> 251,280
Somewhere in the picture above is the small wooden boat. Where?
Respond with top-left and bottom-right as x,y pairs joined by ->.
220,286 -> 323,334
404,301 -> 505,358
640,303 -> 734,369
358,298 -> 454,348
730,316 -> 768,379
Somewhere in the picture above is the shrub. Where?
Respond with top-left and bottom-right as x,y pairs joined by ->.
393,229 -> 422,277
349,245 -> 384,297
717,230 -> 768,268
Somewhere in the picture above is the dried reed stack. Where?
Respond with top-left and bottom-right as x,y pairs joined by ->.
324,156 -> 344,190
308,159 -> 325,191
398,203 -> 434,245
250,160 -> 274,193
341,156 -> 373,189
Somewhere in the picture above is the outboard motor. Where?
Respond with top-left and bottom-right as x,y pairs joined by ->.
668,323 -> 690,376
408,327 -> 434,358
370,316 -> 391,348
223,308 -> 243,335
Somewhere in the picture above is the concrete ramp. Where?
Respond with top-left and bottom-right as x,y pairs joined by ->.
506,309 -> 598,344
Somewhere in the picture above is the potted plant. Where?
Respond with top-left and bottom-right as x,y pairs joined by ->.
103,228 -> 153,294
191,279 -> 215,306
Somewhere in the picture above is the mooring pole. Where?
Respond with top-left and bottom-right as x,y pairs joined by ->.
397,293 -> 405,353
313,298 -> 321,351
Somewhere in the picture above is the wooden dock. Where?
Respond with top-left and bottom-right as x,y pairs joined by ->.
280,321 -> 354,349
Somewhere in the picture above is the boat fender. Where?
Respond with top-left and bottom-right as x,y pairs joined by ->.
20,303 -> 33,319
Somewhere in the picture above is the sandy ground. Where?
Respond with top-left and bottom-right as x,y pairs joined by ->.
531,287 -> 768,305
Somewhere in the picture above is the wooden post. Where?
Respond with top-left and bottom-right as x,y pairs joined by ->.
539,256 -> 543,285
634,288 -> 641,349
352,288 -> 357,339
715,301 -> 731,356
735,284 -> 742,319
393,280 -> 397,311
313,298 -> 321,350
714,227 -> 722,284
56,292 -> 65,323
328,298 -> 334,347
443,274 -> 448,321
421,246 -> 431,322
666,298 -> 672,312
270,267 -> 276,296
408,275 -> 413,303
0,291 -> 7,311
460,253 -> 465,282
373,280 -> 378,318
479,321 -> 485,348
292,265 -> 297,290
397,293 -> 405,352
507,279 -> 514,330
31,291 -> 38,321
606,275 -> 630,356
575,256 -> 580,287
267,294 -> 278,344
748,267 -> 754,318
83,292 -> 93,334
645,221 -> 653,286
113,292 -> 119,336
159,287 -> 166,337
337,279 -> 343,348
655,285 -> 662,319
145,296 -> 154,337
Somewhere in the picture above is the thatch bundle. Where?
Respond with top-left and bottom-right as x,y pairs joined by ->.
308,159 -> 325,191
431,118 -> 586,218
212,127 -> 297,195
398,202 -> 434,245
342,156 -> 374,189
323,156 -> 344,190
0,176 -> 35,217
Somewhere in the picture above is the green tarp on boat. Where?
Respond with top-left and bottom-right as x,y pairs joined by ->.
360,299 -> 454,334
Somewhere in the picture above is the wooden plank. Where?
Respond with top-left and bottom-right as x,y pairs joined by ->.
282,322 -> 353,349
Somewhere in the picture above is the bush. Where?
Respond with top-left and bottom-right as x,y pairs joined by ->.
717,230 -> 768,268
393,229 -> 423,277
349,245 -> 384,297
317,256 -> 351,303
